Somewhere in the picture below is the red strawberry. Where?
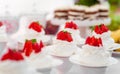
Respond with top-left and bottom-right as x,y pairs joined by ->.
0,22 -> 3,27
29,22 -> 42,32
65,21 -> 78,30
85,36 -> 103,47
94,25 -> 102,34
33,41 -> 44,53
57,31 -> 73,42
33,42 -> 40,53
39,41 -> 44,49
1,49 -> 24,61
23,40 -> 33,57
100,24 -> 108,33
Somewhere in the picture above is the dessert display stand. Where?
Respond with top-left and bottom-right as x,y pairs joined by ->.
51,18 -> 111,38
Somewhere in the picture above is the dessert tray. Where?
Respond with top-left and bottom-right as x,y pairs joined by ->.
69,54 -> 118,67
51,18 -> 111,26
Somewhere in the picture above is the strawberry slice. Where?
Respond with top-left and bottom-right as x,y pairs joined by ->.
57,31 -> 73,42
100,24 -> 108,33
23,40 -> 33,57
94,24 -> 109,34
39,41 -> 44,49
1,49 -> 24,61
29,22 -> 42,32
85,36 -> 103,47
0,22 -> 3,27
33,41 -> 44,53
94,25 -> 102,34
65,21 -> 78,30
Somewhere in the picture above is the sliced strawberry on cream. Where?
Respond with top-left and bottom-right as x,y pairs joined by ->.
23,39 -> 44,56
29,22 -> 43,32
1,49 -> 24,61
94,25 -> 102,34
0,22 -> 3,27
57,31 -> 73,42
100,24 -> 108,33
33,40 -> 44,53
65,21 -> 78,30
94,24 -> 109,34
23,40 -> 33,57
85,36 -> 103,47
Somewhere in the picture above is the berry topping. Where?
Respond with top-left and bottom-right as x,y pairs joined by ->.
29,22 -> 43,32
94,24 -> 109,34
85,36 -> 103,47
0,22 -> 3,27
1,49 -> 24,61
65,21 -> 78,30
23,39 -> 44,57
57,31 -> 73,42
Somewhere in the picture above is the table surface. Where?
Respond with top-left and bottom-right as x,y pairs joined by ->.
50,56 -> 120,74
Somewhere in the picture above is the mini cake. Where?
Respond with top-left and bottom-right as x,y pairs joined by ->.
84,6 -> 99,20
0,49 -> 36,74
68,5 -> 86,20
0,22 -> 7,42
63,21 -> 84,45
54,6 -> 69,19
70,36 -> 118,66
22,39 -> 63,69
98,4 -> 109,19
92,24 -> 115,50
51,30 -> 80,57
18,21 -> 51,45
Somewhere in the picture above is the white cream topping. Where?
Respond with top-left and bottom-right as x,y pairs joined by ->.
52,39 -> 80,57
0,61 -> 28,74
68,16 -> 84,20
70,5 -> 87,11
85,7 -> 98,13
55,13 -> 68,16
99,12 -> 109,16
68,11 -> 84,16
78,45 -> 111,66
63,28 -> 84,45
0,25 -> 7,42
25,28 -> 45,39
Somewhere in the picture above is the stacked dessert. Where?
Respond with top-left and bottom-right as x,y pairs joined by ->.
98,4 -> 109,19
84,5 -> 99,20
68,5 -> 86,20
0,49 -> 40,74
17,21 -> 51,47
54,6 -> 69,19
47,30 -> 81,74
70,36 -> 118,74
61,21 -> 84,45
54,4 -> 109,20
92,24 -> 120,50
22,39 -> 63,72
51,30 -> 80,57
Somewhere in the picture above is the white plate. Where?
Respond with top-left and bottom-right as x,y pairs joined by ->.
29,55 -> 63,69
69,55 -> 118,67
108,43 -> 120,50
45,45 -> 81,57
